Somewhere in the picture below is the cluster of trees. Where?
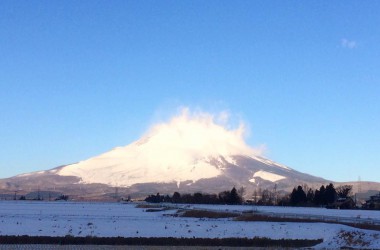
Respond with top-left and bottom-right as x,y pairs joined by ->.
145,187 -> 243,205
248,184 -> 353,207
55,194 -> 69,201
13,193 -> 69,201
289,184 -> 353,206
251,187 -> 278,206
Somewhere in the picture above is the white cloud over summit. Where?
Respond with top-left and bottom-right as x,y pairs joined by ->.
143,107 -> 263,158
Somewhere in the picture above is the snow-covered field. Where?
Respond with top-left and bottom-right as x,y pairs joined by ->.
1,201 -> 380,249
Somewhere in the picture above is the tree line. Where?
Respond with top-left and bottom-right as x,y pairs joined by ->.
145,187 -> 243,205
144,184 -> 354,208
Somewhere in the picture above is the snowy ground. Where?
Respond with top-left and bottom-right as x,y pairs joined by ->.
0,201 -> 380,249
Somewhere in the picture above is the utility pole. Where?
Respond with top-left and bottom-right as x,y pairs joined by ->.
273,184 -> 277,205
115,186 -> 119,200
37,186 -> 41,200
355,176 -> 362,207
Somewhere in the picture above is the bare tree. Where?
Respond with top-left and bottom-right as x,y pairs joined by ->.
252,189 -> 257,204
260,189 -> 273,205
336,185 -> 353,198
238,186 -> 246,200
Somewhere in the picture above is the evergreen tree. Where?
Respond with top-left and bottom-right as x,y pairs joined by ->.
193,192 -> 203,204
290,186 -> 307,206
325,183 -> 337,204
297,186 -> 307,203
319,185 -> 326,205
290,188 -> 298,205
306,188 -> 314,203
313,189 -> 321,205
172,192 -> 181,203
229,187 -> 242,205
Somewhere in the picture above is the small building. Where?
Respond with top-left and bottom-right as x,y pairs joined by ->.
327,197 -> 356,209
363,192 -> 380,210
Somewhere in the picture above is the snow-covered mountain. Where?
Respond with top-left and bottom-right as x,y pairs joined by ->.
1,110 -> 378,199
55,110 -> 321,187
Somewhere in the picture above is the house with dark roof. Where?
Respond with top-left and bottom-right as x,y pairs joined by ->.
363,192 -> 380,210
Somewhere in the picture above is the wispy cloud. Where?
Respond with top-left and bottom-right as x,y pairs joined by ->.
341,38 -> 357,49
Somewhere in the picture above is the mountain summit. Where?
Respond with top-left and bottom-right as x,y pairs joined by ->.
4,109 -> 372,199
58,109 -> 263,187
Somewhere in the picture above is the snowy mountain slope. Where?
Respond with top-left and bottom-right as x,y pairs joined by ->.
57,110 -> 257,187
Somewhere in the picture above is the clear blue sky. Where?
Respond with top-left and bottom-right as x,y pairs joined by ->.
1,1 -> 379,182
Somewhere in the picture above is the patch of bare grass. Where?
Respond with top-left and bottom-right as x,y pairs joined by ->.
136,204 -> 175,212
180,210 -> 238,218
235,214 -> 315,223
338,230 -> 371,247
135,204 -> 162,209
145,208 -> 175,212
